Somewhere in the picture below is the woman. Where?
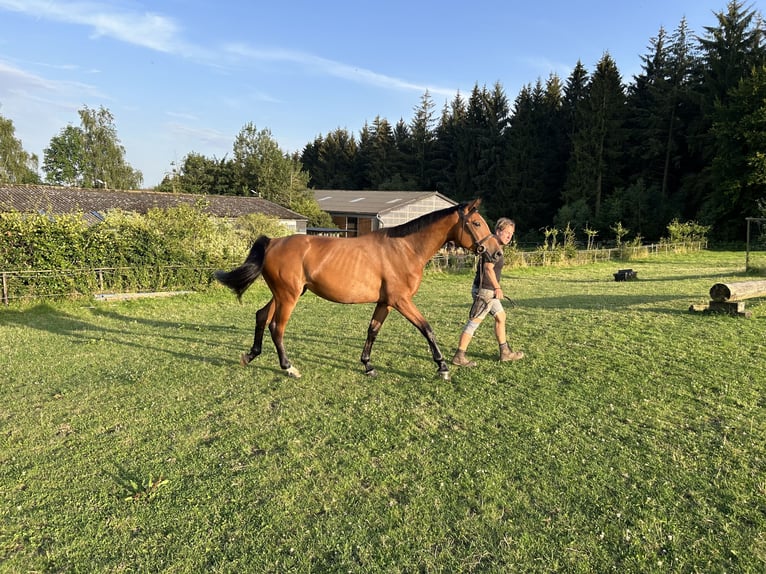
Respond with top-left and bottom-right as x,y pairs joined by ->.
452,217 -> 524,367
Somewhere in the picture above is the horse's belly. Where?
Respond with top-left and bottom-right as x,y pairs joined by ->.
303,246 -> 384,303
307,281 -> 379,304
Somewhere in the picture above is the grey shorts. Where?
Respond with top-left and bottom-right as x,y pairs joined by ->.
469,287 -> 504,320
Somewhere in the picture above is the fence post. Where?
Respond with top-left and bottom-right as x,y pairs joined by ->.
2,272 -> 7,306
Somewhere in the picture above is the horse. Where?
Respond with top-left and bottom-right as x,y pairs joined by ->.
214,198 -> 501,381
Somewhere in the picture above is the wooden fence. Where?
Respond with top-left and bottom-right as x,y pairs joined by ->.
1,242 -> 707,305
427,241 -> 707,272
1,265 -> 216,305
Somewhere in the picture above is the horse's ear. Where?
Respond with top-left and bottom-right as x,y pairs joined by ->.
465,198 -> 481,211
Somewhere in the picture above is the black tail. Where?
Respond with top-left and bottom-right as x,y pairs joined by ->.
214,236 -> 271,300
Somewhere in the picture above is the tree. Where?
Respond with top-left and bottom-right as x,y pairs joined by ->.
503,75 -> 567,238
0,114 -> 40,184
156,152 -> 234,195
452,82 -> 511,207
231,123 -> 330,227
432,93 -> 467,199
300,129 -> 358,189
369,116 -> 397,189
410,90 -> 437,189
562,60 -> 590,143
708,64 -> 766,236
695,0 -> 766,238
561,53 -> 627,230
43,106 -> 142,189
479,82 -> 512,220
43,125 -> 85,187
623,20 -> 697,237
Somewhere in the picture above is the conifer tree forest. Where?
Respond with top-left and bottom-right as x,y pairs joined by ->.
300,1 -> 766,243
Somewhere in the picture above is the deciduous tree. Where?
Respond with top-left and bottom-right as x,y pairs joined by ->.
0,114 -> 40,184
43,106 -> 142,189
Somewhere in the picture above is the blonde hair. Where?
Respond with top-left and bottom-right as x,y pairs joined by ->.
495,217 -> 515,233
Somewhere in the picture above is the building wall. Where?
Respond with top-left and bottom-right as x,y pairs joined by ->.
280,219 -> 307,234
326,195 -> 455,237
378,196 -> 454,228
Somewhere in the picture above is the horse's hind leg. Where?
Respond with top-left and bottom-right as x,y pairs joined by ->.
241,299 -> 274,366
269,294 -> 301,378
361,303 -> 390,376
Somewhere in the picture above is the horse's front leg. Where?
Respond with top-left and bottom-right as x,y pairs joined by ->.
241,299 -> 274,366
395,299 -> 450,381
361,303 -> 390,376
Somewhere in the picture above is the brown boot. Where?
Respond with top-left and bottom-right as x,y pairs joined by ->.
451,350 -> 476,367
499,344 -> 524,361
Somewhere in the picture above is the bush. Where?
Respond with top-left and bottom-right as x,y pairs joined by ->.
0,204 -> 291,301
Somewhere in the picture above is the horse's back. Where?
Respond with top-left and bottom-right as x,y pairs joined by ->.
262,233 -> 397,304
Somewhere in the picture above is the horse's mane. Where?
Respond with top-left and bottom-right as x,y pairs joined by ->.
381,203 -> 464,239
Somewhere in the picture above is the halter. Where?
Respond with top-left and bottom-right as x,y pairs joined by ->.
458,206 -> 495,254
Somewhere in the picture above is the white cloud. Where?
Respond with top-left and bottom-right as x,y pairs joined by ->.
517,56 -> 573,80
165,122 -> 232,148
165,111 -> 200,122
0,0 -> 205,57
0,58 -> 104,101
0,1 -> 455,98
223,43 -> 457,98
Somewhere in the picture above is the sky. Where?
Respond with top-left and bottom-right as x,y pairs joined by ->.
0,0 -> 759,187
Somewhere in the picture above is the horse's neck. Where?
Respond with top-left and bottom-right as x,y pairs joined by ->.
409,216 -> 457,260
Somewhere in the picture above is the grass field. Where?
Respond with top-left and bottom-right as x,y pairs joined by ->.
1,251 -> 765,573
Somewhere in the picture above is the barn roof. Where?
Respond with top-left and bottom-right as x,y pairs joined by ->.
0,184 -> 308,222
312,190 -> 456,216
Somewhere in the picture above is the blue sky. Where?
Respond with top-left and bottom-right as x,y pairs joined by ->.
0,0 -> 752,187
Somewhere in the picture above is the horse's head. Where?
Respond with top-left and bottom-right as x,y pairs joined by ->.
453,199 -> 503,259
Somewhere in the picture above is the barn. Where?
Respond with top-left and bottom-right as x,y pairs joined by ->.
312,190 -> 456,237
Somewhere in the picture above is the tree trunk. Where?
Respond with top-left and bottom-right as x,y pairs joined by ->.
709,280 -> 766,301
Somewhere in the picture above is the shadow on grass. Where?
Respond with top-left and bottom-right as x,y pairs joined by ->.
560,271 -> 745,283
88,307 -> 241,333
0,304 -> 237,366
519,293 -> 696,313
435,293 -> 698,315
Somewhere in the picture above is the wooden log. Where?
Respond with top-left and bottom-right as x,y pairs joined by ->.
709,280 -> 766,302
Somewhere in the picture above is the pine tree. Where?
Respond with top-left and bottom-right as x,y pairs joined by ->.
561,53 -> 626,230
410,90 -> 437,190
479,82 -> 512,220
300,136 -> 323,188
354,124 -> 374,190
695,0 -> 766,238
314,129 -> 358,189
367,116 -> 396,189
624,21 -> 697,236
433,93 -> 468,200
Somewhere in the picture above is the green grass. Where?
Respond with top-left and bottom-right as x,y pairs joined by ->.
1,251 -> 765,573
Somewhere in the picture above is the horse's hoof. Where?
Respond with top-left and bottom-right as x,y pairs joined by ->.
438,370 -> 451,381
240,353 -> 252,367
364,368 -> 378,377
285,366 -> 301,378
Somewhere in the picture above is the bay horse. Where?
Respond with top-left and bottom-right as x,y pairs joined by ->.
215,198 -> 501,381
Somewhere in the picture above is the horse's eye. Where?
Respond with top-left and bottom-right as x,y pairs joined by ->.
472,221 -> 481,227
